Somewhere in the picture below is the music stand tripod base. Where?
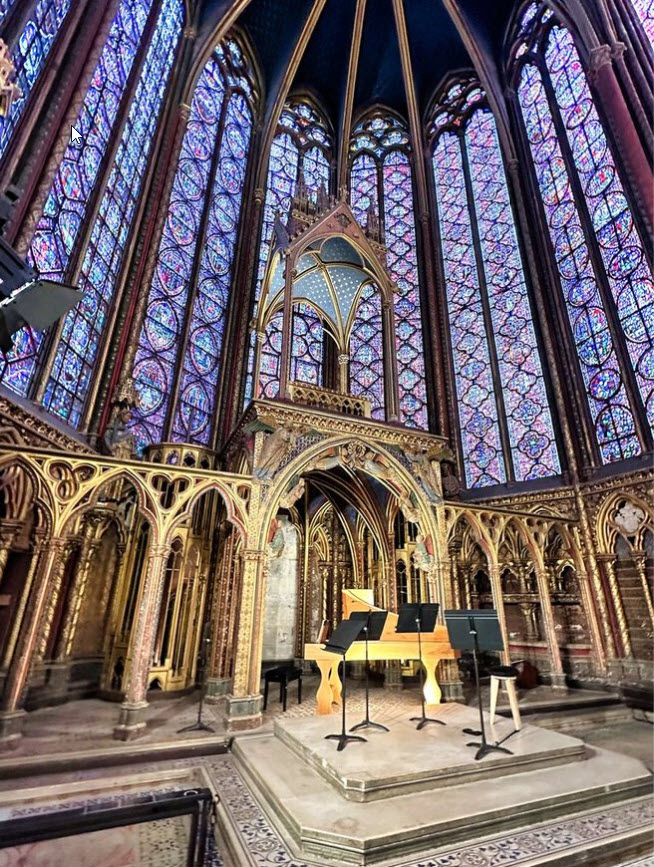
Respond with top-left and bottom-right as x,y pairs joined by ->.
466,740 -> 513,761
350,615 -> 389,733
178,719 -> 215,734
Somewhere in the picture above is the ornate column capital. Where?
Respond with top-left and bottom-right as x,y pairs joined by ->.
338,354 -> 349,366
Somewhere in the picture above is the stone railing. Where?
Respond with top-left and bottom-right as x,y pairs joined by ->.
288,383 -> 371,418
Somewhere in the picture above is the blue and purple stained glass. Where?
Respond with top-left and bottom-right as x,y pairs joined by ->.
545,26 -> 654,431
259,311 -> 283,399
515,5 -> 650,462
465,108 -> 560,480
349,113 -> 428,430
631,0 -> 654,46
382,151 -> 428,429
130,56 -> 226,450
433,130 -> 506,488
291,302 -> 323,386
0,0 -> 72,158
350,282 -> 385,420
518,64 -> 639,462
172,91 -> 253,444
42,0 -> 182,426
1,0 -> 154,397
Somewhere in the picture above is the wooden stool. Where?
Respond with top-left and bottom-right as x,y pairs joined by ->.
263,665 -> 302,712
489,665 -> 521,730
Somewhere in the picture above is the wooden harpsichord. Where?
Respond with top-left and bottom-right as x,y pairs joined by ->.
304,589 -> 458,714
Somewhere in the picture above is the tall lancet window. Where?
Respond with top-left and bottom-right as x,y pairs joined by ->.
130,38 -> 256,450
429,79 -> 559,488
245,99 -> 333,402
511,2 -> 653,463
0,0 -> 183,416
0,0 -> 73,158
349,112 -> 428,430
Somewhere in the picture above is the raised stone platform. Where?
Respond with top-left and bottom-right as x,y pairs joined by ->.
233,703 -> 653,865
273,702 -> 585,801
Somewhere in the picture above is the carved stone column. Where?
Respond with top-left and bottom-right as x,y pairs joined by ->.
114,542 -> 168,740
226,548 -> 267,731
0,537 -> 68,747
338,353 -> 349,394
488,565 -> 510,665
381,298 -> 400,421
34,540 -> 78,662
519,603 -> 539,642
588,44 -> 653,237
533,567 -> 566,688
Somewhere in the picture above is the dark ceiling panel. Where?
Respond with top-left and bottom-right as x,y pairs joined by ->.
404,0 -> 472,117
293,0 -> 356,129
237,0 -> 315,96
353,0 -> 407,118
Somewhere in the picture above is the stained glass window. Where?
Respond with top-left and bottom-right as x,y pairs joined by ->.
130,39 -> 255,450
42,0 -> 183,426
350,283 -> 385,419
430,80 -> 560,487
349,112 -> 428,429
0,0 -> 72,158
291,302 -> 323,386
631,0 -> 654,46
172,91 -> 253,444
1,0 -> 155,397
513,6 -> 653,462
246,99 -> 332,402
259,311 -> 283,399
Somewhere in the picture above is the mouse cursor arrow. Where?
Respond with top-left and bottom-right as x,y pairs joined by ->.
70,126 -> 82,145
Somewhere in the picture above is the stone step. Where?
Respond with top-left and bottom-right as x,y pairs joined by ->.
496,703 -> 634,734
232,723 -> 652,865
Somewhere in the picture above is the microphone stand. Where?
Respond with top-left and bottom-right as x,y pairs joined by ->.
350,611 -> 388,733
410,614 -> 445,731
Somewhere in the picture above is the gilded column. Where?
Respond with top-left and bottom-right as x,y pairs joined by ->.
226,547 -> 267,731
597,554 -> 632,660
1,535 -> 45,671
114,542 -> 168,740
56,517 -> 103,660
634,553 -> 654,628
35,540 -> 78,662
0,537 -> 68,747
488,564 -> 510,665
0,523 -> 19,580
533,567 -> 565,687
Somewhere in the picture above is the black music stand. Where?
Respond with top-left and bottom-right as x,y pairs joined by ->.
444,609 -> 512,761
178,623 -> 214,734
396,603 -> 445,730
323,618 -> 366,751
349,611 -> 389,733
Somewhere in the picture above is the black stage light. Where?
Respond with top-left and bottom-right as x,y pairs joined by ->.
0,234 -> 82,354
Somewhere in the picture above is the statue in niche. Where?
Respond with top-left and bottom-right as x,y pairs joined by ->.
398,491 -> 421,527
404,446 -> 443,502
103,378 -> 138,459
412,533 -> 434,573
268,516 -> 287,558
254,420 -> 305,481
279,477 -> 305,510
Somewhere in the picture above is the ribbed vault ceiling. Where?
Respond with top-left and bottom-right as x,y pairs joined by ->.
197,0 -> 518,130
